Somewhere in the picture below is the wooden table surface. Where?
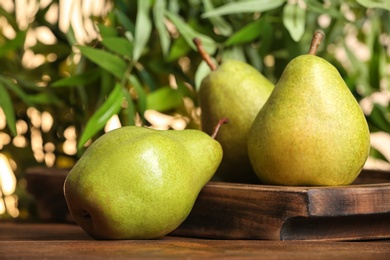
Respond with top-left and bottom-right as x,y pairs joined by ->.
0,222 -> 389,259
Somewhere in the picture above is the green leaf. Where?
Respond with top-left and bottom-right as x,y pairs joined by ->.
121,87 -> 136,126
367,103 -> 390,133
51,69 -> 101,88
30,42 -> 71,58
202,0 -> 233,36
97,69 -> 116,104
201,0 -> 286,17
165,10 -> 217,54
167,0 -> 180,13
176,81 -> 196,100
168,36 -> 192,61
357,0 -> 390,11
258,21 -> 273,57
0,83 -> 17,136
65,26 -> 78,46
97,24 -> 118,38
305,0 -> 344,19
283,2 -> 306,42
78,46 -> 127,79
153,0 -> 171,57
367,23 -> 383,92
128,75 -> 147,124
78,83 -> 124,148
0,76 -> 33,107
27,92 -> 62,106
245,44 -> 263,71
195,60 -> 212,91
136,65 -> 158,91
133,0 -> 152,62
146,87 -> 183,112
369,146 -> 389,162
101,37 -> 133,58
368,47 -> 381,91
224,19 -> 264,46
114,9 -> 135,35
0,30 -> 27,58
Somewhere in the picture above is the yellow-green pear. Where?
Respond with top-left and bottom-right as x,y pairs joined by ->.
194,38 -> 274,183
248,31 -> 370,186
63,126 -> 222,239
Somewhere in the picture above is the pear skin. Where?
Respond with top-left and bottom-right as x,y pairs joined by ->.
248,32 -> 370,186
199,59 -> 274,183
64,126 -> 222,239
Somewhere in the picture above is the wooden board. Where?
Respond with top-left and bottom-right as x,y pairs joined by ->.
2,223 -> 390,259
172,169 -> 390,241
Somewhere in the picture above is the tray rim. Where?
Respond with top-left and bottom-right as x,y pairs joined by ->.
206,168 -> 390,191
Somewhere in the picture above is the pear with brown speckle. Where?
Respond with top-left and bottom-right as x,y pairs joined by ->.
64,125 -> 223,239
248,31 -> 370,186
193,38 -> 274,184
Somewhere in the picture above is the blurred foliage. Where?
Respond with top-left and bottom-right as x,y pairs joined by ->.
0,0 -> 390,172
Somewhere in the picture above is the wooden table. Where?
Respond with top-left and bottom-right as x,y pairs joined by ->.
0,222 -> 389,259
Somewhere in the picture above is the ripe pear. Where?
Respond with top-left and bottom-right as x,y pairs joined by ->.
248,31 -> 370,186
63,126 -> 223,239
194,38 -> 274,183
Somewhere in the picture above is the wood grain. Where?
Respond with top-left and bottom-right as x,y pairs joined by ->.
173,169 -> 390,241
1,223 -> 390,259
25,167 -> 390,241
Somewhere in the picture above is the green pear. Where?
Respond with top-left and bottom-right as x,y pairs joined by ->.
248,31 -> 370,186
63,126 -> 222,239
194,38 -> 274,183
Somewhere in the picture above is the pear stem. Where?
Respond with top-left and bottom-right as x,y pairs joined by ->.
193,37 -> 217,71
308,31 -> 325,55
211,117 -> 229,139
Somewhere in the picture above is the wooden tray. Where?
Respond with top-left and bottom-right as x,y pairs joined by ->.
172,169 -> 390,241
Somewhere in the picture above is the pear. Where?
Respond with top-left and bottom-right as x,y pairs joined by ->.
194,38 -> 274,183
63,125 -> 223,239
248,31 -> 370,186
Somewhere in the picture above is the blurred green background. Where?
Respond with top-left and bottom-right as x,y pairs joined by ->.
0,0 -> 389,220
